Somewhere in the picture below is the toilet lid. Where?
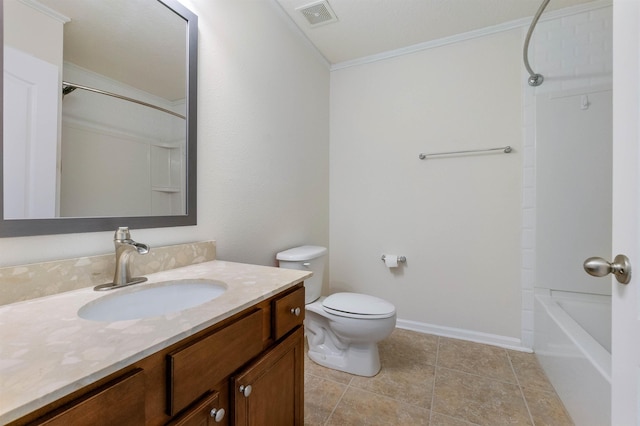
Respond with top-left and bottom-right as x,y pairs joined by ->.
322,292 -> 395,318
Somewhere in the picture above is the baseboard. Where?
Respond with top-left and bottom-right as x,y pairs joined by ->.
396,319 -> 532,353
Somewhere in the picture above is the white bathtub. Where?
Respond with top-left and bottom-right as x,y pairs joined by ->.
534,290 -> 611,426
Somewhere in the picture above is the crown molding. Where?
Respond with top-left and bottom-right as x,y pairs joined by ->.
18,0 -> 71,24
331,0 -> 612,72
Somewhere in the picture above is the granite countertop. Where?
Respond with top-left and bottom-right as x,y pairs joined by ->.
0,260 -> 311,424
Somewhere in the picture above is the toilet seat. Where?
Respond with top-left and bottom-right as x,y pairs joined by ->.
322,292 -> 395,319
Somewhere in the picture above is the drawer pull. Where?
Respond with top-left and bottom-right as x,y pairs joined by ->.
239,384 -> 252,397
210,408 -> 225,422
290,307 -> 301,317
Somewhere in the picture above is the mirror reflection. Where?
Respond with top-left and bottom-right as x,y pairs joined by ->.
3,0 -> 188,220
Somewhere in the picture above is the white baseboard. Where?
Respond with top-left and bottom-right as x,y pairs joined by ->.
396,319 -> 532,353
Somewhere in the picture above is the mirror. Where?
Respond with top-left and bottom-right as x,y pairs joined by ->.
0,0 -> 197,237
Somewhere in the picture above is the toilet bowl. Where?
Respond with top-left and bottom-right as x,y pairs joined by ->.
276,245 -> 397,377
305,293 -> 396,376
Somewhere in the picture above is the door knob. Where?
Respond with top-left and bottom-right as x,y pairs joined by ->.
583,254 -> 631,284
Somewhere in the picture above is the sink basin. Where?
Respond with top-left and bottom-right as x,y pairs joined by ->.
78,279 -> 227,321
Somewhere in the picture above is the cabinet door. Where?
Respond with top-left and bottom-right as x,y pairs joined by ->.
232,327 -> 304,426
34,369 -> 145,426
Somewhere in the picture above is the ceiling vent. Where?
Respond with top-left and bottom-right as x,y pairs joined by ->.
296,1 -> 338,27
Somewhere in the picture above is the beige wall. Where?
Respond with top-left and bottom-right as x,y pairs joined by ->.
0,0 -> 330,272
329,30 -> 523,338
4,0 -> 64,68
3,0 -> 523,341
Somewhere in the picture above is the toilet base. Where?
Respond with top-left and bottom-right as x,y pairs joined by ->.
306,340 -> 381,377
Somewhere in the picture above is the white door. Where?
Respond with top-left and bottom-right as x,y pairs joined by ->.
611,1 -> 640,424
3,46 -> 59,219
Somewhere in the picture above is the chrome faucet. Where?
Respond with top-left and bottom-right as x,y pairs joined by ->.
94,227 -> 151,291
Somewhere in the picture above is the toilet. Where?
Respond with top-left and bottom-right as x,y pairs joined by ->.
277,245 -> 396,377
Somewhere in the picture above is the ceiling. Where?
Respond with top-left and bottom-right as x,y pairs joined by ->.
275,0 -> 601,65
37,0 -> 187,101
29,0 -> 602,98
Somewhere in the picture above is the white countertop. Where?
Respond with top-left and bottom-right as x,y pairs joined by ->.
0,260 -> 310,424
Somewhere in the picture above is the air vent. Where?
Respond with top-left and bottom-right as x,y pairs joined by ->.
296,1 -> 338,27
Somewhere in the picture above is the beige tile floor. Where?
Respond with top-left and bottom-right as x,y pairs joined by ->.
304,328 -> 574,425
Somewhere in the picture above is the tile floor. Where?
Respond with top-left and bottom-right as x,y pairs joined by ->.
304,328 -> 574,425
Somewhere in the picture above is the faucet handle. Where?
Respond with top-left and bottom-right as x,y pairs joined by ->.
114,227 -> 131,240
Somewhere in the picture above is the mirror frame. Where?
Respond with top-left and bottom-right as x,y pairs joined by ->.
0,0 -> 198,237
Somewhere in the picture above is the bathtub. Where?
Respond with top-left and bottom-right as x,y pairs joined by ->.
534,290 -> 611,426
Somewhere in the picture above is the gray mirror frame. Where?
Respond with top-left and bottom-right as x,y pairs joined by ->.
0,0 -> 198,237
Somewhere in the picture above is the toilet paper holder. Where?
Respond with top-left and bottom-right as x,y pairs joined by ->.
381,255 -> 406,263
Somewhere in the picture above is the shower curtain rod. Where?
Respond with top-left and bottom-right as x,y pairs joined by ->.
418,146 -> 512,160
523,0 -> 551,87
61,81 -> 186,119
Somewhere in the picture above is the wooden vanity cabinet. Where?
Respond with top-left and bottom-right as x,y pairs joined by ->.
13,284 -> 305,426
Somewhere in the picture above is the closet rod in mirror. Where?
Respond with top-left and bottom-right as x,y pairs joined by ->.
62,81 -> 186,119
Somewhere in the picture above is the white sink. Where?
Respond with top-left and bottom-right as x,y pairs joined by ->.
78,279 -> 227,321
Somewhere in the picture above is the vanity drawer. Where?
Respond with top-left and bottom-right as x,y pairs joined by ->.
167,309 -> 263,416
166,391 -> 225,426
33,369 -> 145,426
272,286 -> 305,340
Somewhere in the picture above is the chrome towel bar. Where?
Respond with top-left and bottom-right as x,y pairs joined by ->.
418,146 -> 512,160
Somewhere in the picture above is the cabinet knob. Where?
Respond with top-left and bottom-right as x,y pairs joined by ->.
239,384 -> 252,397
290,307 -> 301,317
209,408 -> 225,422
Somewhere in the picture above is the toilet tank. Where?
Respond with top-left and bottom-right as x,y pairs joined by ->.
276,245 -> 327,304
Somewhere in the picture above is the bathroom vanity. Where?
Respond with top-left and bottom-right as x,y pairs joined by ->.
0,261 -> 310,425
